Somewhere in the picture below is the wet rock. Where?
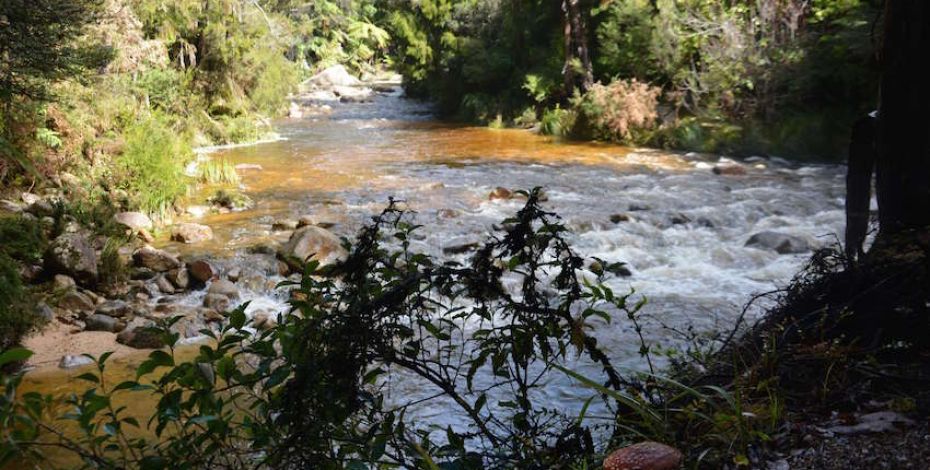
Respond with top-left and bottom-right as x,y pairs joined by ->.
203,309 -> 225,323
155,275 -> 175,294
253,311 -> 277,331
603,441 -> 682,470
628,203 -> 651,212
171,223 -> 214,244
272,219 -> 299,231
488,187 -> 512,200
713,163 -> 747,176
202,293 -> 231,311
443,242 -> 480,255
208,190 -> 253,212
278,226 -> 348,271
670,213 -> 691,225
226,267 -> 241,283
84,313 -> 120,332
277,260 -> 290,277
130,267 -> 157,281
96,300 -> 132,318
207,279 -> 239,299
133,246 -> 181,272
117,325 -> 163,349
166,268 -> 190,290
59,354 -> 94,369
610,214 -> 632,224
113,212 -> 153,232
53,274 -> 77,291
59,291 -> 95,314
306,64 -> 361,88
745,231 -> 810,254
46,232 -> 98,286
188,259 -> 216,284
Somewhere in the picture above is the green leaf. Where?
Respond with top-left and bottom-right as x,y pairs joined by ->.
0,348 -> 32,367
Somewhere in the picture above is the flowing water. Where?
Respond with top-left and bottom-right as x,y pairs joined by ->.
18,88 -> 849,455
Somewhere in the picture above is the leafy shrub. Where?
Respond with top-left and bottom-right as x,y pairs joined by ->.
576,79 -> 661,142
0,253 -> 36,352
116,114 -> 190,217
539,106 -> 575,137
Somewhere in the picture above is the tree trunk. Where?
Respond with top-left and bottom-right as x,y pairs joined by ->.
562,0 -> 593,95
874,1 -> 930,236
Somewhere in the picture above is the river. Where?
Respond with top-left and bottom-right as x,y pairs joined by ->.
17,86 -> 848,459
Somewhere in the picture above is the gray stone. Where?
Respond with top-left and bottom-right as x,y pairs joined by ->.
21,192 -> 41,205
59,354 -> 94,369
226,267 -> 241,283
133,246 -> 181,272
96,300 -> 132,318
46,233 -> 98,286
155,275 -> 176,294
207,279 -> 239,299
202,294 -> 231,311
171,223 -> 214,244
58,291 -> 95,314
53,274 -> 76,291
278,226 -> 347,270
35,303 -> 55,322
306,64 -> 361,88
166,268 -> 190,290
116,325 -> 163,349
113,212 -> 153,231
745,231 -> 810,254
84,313 -> 120,332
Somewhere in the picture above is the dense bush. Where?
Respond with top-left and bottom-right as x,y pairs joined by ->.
576,79 -> 662,142
0,216 -> 47,351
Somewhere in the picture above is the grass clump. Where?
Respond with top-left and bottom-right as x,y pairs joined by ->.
198,158 -> 240,185
115,114 -> 190,218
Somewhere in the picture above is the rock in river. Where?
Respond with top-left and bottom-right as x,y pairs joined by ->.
278,226 -> 347,271
171,223 -> 214,244
133,246 -> 182,272
188,259 -> 217,284
745,231 -> 810,254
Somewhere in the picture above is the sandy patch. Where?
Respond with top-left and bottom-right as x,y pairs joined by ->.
22,320 -> 139,369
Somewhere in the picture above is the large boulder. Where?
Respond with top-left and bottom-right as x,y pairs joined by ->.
745,231 -> 810,254
58,290 -> 95,314
113,212 -> 153,232
171,223 -> 214,244
278,226 -> 347,271
187,259 -> 216,284
116,324 -> 164,349
84,313 -> 121,332
207,279 -> 239,299
46,232 -> 98,286
306,64 -> 361,89
133,246 -> 182,272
